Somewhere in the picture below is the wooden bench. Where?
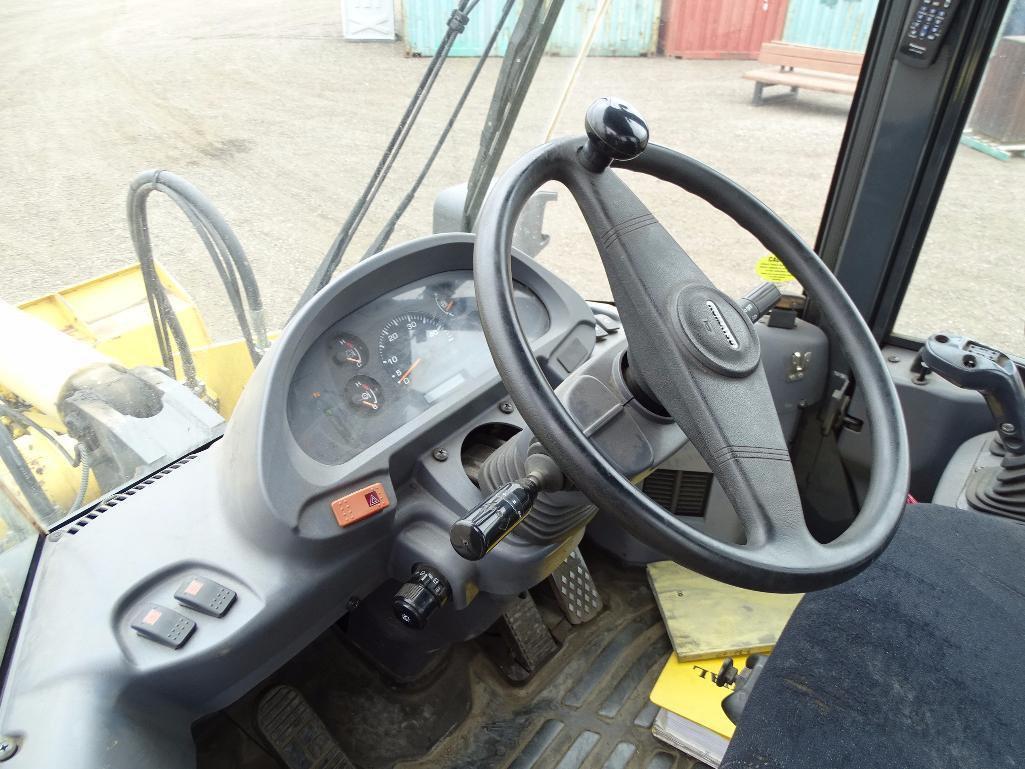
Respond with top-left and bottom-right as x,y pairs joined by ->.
743,42 -> 863,106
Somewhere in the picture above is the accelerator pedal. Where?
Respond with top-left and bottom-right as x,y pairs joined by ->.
547,548 -> 603,625
256,685 -> 354,769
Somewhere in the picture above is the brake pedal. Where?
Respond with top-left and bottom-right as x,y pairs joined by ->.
256,685 -> 354,769
548,548 -> 603,625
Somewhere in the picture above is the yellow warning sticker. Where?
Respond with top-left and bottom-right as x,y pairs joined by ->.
755,254 -> 795,283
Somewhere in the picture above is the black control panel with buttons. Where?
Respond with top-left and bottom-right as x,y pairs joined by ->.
899,0 -> 961,68
130,604 -> 196,649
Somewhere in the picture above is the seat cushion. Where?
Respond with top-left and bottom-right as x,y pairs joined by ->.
721,503 -> 1025,769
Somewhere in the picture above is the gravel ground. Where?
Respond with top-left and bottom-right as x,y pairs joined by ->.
1,0 -> 1021,351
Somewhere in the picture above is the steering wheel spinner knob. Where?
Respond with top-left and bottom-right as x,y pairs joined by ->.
580,96 -> 649,171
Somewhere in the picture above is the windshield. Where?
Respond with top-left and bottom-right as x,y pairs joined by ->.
0,0 -> 878,650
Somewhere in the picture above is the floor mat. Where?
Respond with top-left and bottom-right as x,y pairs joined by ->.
196,549 -> 697,769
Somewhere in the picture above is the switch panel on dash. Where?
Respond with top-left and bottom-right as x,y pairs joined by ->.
899,0 -> 960,68
130,603 -> 196,649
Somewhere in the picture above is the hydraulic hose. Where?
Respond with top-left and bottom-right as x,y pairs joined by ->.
294,0 -> 482,312
0,421 -> 59,527
127,170 -> 268,387
363,0 -> 517,259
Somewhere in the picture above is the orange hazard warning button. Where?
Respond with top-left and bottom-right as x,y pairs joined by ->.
331,482 -> 390,527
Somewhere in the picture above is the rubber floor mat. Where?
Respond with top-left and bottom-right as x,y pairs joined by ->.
394,554 -> 697,769
196,549 -> 701,769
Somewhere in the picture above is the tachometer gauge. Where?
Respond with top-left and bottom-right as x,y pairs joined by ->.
378,312 -> 454,385
332,334 -> 369,368
346,375 -> 384,415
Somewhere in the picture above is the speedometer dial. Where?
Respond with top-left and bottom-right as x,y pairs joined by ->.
378,312 -> 453,385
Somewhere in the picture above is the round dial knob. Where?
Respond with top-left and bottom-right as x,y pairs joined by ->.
392,565 -> 450,629
580,96 -> 649,171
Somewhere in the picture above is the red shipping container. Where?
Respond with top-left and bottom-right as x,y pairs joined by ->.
661,0 -> 789,59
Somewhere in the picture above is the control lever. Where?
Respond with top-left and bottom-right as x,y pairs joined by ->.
920,334 -> 1025,455
450,475 -> 541,560
738,282 -> 782,324
450,455 -> 563,560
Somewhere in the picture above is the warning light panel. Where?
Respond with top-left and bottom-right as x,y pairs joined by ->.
331,482 -> 391,527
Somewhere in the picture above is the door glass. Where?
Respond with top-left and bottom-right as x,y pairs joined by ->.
894,9 -> 1025,355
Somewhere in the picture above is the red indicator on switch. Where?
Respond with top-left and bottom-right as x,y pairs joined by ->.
184,579 -> 204,597
142,608 -> 162,626
331,483 -> 390,527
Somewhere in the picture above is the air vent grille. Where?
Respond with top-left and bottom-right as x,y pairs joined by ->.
63,453 -> 199,536
642,469 -> 712,517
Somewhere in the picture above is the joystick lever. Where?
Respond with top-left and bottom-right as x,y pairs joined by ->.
920,334 -> 1025,455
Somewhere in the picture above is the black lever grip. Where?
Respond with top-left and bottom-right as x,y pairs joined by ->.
739,282 -> 782,323
450,476 -> 541,560
920,334 -> 1025,454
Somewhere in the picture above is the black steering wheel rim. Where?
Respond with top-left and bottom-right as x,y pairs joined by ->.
474,136 -> 909,592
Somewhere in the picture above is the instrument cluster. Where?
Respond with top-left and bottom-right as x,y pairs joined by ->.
287,270 -> 549,465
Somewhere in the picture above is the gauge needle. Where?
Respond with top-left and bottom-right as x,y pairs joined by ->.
399,357 -> 422,383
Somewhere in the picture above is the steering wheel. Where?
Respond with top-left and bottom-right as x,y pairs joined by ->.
474,98 -> 909,593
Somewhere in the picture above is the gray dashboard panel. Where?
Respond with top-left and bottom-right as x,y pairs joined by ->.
0,234 -> 595,769
222,234 -> 594,541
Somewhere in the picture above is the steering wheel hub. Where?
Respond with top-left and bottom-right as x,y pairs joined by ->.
675,284 -> 760,377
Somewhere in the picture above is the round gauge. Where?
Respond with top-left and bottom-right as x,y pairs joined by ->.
431,283 -> 462,317
332,334 -> 369,368
378,312 -> 453,385
346,375 -> 384,415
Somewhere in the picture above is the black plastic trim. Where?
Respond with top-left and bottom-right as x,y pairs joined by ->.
0,535 -> 43,703
818,0 -> 1010,337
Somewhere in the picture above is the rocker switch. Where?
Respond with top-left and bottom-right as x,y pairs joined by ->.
130,603 -> 196,649
174,575 -> 237,618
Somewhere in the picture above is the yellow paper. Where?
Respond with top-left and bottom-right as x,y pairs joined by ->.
650,654 -> 740,739
647,560 -> 801,661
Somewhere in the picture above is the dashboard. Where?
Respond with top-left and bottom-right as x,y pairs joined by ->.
287,271 -> 550,465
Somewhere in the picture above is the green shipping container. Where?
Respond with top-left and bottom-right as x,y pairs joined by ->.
782,0 -> 880,52
401,0 -> 660,57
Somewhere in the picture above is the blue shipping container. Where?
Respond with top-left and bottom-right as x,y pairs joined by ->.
782,0 -> 880,52
401,0 -> 660,57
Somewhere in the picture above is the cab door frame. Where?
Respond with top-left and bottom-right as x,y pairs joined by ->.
813,0 -> 1011,345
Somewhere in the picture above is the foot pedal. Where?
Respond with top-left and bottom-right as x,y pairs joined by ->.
548,548 -> 603,625
498,591 -> 558,679
256,685 -> 354,769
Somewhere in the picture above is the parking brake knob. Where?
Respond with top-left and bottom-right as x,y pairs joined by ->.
579,97 -> 649,172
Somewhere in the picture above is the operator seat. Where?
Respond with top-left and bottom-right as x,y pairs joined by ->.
720,503 -> 1025,768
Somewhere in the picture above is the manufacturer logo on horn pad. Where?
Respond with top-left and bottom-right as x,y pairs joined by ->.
676,285 -> 760,377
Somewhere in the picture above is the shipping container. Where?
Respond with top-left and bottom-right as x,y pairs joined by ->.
782,0 -> 879,52
401,0 -> 659,57
401,0 -> 517,57
547,0 -> 660,56
342,0 -> 396,40
661,0 -> 789,59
